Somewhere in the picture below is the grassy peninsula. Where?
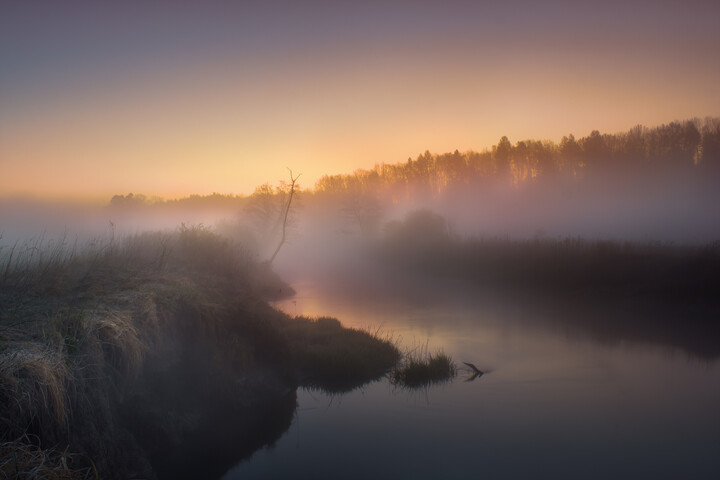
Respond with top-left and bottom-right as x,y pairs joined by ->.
0,226 -> 399,479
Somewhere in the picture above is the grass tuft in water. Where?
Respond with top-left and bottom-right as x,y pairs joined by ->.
389,344 -> 456,388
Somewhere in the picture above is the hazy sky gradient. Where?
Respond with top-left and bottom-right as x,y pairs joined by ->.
1,0 -> 719,200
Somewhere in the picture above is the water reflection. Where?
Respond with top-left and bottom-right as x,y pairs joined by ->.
274,271 -> 720,361
150,389 -> 297,480
222,274 -> 720,480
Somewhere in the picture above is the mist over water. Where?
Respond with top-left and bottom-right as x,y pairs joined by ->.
232,122 -> 720,479
2,119 -> 720,479
3,0 -> 720,474
4,118 -> 720,253
3,121 -> 719,359
228,269 -> 720,480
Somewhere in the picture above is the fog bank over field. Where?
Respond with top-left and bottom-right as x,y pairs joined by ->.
2,119 -> 720,479
2,119 -> 720,266
303,119 -> 720,242
0,194 -> 246,248
432,173 -> 720,242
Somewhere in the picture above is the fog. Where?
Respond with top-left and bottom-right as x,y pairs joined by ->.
2,176 -> 717,257
2,119 -> 719,283
2,119 -> 720,480
0,195 -> 246,254
437,172 -> 720,242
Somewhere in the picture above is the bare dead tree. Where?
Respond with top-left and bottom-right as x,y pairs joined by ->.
268,168 -> 301,265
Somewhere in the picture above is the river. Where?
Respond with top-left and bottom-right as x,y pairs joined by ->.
222,270 -> 720,480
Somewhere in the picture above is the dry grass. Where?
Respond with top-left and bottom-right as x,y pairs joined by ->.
0,343 -> 70,432
281,316 -> 401,393
91,311 -> 146,381
0,225 -> 261,477
0,435 -> 97,480
0,224 -> 402,477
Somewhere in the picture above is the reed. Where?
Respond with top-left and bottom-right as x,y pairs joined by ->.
389,342 -> 456,388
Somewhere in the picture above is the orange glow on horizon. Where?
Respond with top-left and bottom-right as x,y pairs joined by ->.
2,2 -> 719,202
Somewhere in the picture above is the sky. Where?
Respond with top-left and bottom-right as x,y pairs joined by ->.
1,0 -> 719,201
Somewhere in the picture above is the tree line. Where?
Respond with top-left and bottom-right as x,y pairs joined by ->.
314,117 -> 720,202
108,117 -> 720,221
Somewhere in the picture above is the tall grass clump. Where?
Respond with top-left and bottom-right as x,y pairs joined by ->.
0,224 -> 272,478
1,223 -> 398,477
0,343 -> 71,431
389,343 -> 456,388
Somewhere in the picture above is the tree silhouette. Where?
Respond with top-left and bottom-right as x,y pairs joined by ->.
268,169 -> 301,265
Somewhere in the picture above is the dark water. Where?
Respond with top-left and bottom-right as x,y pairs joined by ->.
222,275 -> 720,480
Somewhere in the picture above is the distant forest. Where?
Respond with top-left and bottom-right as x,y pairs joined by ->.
109,117 -> 720,211
314,117 -> 720,198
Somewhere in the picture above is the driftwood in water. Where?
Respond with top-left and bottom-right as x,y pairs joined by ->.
463,362 -> 484,382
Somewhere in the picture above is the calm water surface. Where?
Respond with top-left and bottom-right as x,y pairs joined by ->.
222,274 -> 720,480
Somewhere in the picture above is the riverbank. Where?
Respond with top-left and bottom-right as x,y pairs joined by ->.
0,226 -> 399,479
380,215 -> 720,304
